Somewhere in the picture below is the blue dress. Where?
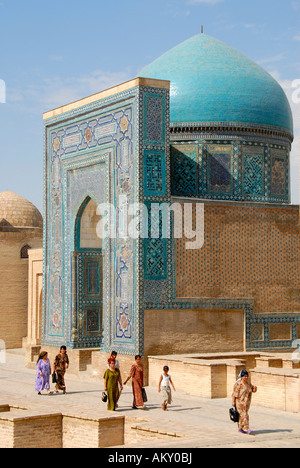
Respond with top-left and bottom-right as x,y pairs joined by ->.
35,358 -> 51,392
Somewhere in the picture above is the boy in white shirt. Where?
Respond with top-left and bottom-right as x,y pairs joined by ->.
158,365 -> 176,411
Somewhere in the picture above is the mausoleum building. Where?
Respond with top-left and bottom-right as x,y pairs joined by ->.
40,34 -> 299,372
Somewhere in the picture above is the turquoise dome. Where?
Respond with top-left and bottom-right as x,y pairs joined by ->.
139,34 -> 293,137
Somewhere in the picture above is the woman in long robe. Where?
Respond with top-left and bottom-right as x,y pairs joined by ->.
35,351 -> 51,395
232,370 -> 257,434
103,359 -> 123,411
54,346 -> 69,394
124,355 -> 145,409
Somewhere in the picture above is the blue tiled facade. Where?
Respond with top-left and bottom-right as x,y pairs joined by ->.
43,81 -> 171,355
42,35 -> 299,356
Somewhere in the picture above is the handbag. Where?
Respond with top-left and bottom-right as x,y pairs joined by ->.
142,387 -> 147,403
229,407 -> 239,423
102,392 -> 108,403
52,373 -> 57,384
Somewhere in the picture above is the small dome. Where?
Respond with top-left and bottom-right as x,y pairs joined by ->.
138,34 -> 293,137
0,191 -> 43,228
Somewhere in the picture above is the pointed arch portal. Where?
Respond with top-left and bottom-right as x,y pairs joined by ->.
71,196 -> 103,348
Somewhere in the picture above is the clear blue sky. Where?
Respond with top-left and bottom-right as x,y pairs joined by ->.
0,0 -> 299,211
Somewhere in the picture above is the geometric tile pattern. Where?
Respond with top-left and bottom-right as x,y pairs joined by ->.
243,153 -> 264,195
271,155 -> 287,196
43,87 -> 140,353
43,82 -> 171,357
144,151 -> 166,196
144,94 -> 165,144
250,323 -> 264,341
171,144 -> 198,196
209,150 -> 232,193
170,138 -> 289,204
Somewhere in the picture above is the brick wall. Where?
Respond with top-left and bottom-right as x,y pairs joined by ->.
0,412 -> 62,448
63,415 -> 124,448
0,408 -> 124,448
0,229 -> 42,349
251,368 -> 300,412
175,201 -> 300,315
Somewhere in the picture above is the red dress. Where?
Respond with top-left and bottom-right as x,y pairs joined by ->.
130,364 -> 144,406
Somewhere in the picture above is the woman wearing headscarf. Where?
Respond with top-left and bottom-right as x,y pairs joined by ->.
103,358 -> 123,411
53,346 -> 69,394
35,351 -> 52,395
232,370 -> 257,434
124,355 -> 146,409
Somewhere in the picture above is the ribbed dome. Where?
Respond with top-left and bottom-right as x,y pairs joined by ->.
0,191 -> 43,228
139,34 -> 293,137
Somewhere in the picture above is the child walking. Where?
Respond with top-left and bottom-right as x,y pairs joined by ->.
158,365 -> 176,411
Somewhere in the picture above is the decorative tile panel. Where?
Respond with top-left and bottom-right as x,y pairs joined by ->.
143,92 -> 166,145
43,86 -> 141,354
270,149 -> 289,199
144,150 -> 166,196
243,152 -> 264,196
171,144 -> 198,196
171,134 -> 290,204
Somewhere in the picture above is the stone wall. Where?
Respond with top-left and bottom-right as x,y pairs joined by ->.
144,308 -> 245,355
0,229 -> 42,349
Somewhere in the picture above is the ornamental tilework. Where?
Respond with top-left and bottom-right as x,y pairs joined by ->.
43,81 -> 172,356
270,149 -> 289,198
143,92 -> 166,145
43,76 -> 297,357
208,146 -> 232,194
170,136 -> 290,204
243,153 -> 264,196
171,144 -> 198,196
144,151 -> 166,196
43,86 -> 141,354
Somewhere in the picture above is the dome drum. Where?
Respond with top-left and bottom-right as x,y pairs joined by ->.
169,122 -> 293,145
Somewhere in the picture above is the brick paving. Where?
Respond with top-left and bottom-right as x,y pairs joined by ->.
0,349 -> 300,448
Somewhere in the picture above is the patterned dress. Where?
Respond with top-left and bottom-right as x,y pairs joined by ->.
232,380 -> 255,431
35,358 -> 51,393
103,369 -> 121,411
54,353 -> 69,392
130,364 -> 144,407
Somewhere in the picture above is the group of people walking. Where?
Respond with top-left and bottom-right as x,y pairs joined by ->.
35,347 -> 257,434
103,352 -> 176,412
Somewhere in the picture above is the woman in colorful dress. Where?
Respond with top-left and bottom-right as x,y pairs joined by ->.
35,351 -> 52,395
103,358 -> 123,411
53,346 -> 69,394
124,355 -> 146,409
232,370 -> 257,435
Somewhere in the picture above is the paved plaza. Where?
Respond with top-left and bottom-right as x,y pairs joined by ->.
0,349 -> 300,448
